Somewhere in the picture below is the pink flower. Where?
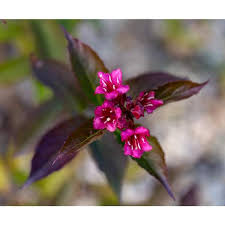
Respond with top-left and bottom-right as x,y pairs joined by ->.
130,104 -> 144,119
117,116 -> 128,130
121,126 -> 152,158
95,69 -> 130,100
125,97 -> 144,120
137,91 -> 163,114
93,101 -> 122,132
117,115 -> 134,130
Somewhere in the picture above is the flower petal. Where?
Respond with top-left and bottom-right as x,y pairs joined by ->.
93,117 -> 105,130
121,129 -> 134,141
117,117 -> 128,130
98,72 -> 110,87
135,126 -> 150,136
102,100 -> 114,108
106,121 -> 117,132
117,85 -> 130,94
105,91 -> 118,100
94,105 -> 103,116
148,91 -> 155,98
132,150 -> 144,158
138,91 -> 145,99
98,71 -> 108,81
95,85 -> 105,94
145,107 -> 154,114
151,99 -> 164,106
115,107 -> 122,119
124,144 -> 132,156
140,138 -> 152,152
111,68 -> 122,85
97,71 -> 104,79
131,105 -> 144,119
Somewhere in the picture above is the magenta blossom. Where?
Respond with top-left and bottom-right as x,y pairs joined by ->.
93,101 -> 122,132
121,126 -> 152,158
117,115 -> 134,130
94,69 -> 164,158
95,68 -> 130,100
130,104 -> 144,119
126,97 -> 144,120
136,91 -> 163,114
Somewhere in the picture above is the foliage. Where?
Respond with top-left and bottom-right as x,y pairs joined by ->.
0,21 -> 207,203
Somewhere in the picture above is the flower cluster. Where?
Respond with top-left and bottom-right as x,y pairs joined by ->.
93,69 -> 163,158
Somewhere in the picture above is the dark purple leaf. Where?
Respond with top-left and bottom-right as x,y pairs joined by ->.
59,118 -> 104,155
29,116 -> 85,175
31,55 -> 87,111
23,117 -> 104,187
126,72 -> 185,94
63,29 -> 108,104
13,98 -> 63,155
126,72 -> 207,104
133,136 -> 175,200
155,80 -> 208,104
90,132 -> 128,199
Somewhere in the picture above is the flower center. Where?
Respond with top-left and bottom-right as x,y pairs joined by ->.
101,74 -> 117,92
141,93 -> 154,107
127,134 -> 142,150
100,108 -> 116,124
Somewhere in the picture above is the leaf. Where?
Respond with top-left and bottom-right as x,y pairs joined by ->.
0,57 -> 30,85
57,20 -> 79,32
155,80 -> 208,104
59,118 -> 105,155
33,79 -> 53,104
31,55 -> 87,111
23,117 -> 105,187
30,20 -> 67,62
90,132 -> 128,199
126,72 -> 185,95
63,29 -> 109,104
133,136 -> 175,200
13,98 -> 63,155
0,20 -> 24,41
126,72 -> 207,104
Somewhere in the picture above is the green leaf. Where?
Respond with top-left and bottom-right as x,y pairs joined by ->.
31,55 -> 87,112
0,57 -> 30,85
30,20 -> 67,61
126,72 -> 207,104
0,20 -> 24,41
90,132 -> 128,200
33,79 -> 53,104
56,20 -> 79,32
23,117 -> 105,187
63,29 -> 109,105
133,136 -> 175,200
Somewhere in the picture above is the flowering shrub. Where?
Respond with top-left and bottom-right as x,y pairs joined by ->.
14,29 -> 207,201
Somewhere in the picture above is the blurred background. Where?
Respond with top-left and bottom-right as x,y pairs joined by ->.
0,20 -> 224,206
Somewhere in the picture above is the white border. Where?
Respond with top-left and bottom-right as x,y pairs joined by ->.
1,0 -> 225,19
0,2 -> 225,225
0,206 -> 224,225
